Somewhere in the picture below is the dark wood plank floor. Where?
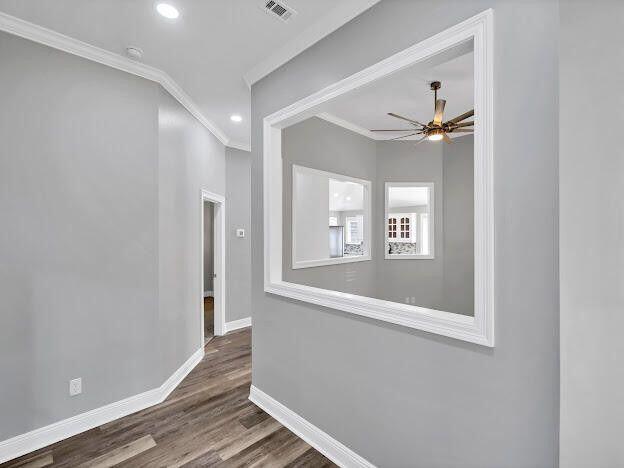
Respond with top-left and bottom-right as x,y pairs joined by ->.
2,329 -> 336,467
204,296 -> 214,344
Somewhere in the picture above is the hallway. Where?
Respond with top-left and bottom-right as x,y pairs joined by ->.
2,330 -> 335,467
204,296 -> 214,343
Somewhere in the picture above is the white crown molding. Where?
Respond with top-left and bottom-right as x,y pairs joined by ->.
243,0 -> 381,87
0,11 -> 248,150
224,317 -> 252,333
316,112 -> 385,140
226,140 -> 252,152
0,347 -> 204,464
317,113 -> 473,142
249,385 -> 375,468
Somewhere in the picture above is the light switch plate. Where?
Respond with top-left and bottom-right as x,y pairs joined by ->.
236,228 -> 245,238
69,378 -> 82,396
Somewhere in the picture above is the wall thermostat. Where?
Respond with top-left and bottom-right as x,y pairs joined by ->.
236,228 -> 245,238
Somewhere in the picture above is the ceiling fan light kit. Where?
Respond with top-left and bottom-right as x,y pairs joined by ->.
371,80 -> 474,143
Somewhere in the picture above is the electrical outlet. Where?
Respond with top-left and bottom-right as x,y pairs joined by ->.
69,378 -> 82,396
236,228 -> 245,238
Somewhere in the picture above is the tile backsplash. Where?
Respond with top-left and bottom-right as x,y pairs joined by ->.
388,242 -> 418,255
344,243 -> 364,256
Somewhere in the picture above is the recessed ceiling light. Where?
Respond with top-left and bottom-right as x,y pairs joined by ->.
230,115 -> 242,123
346,196 -> 352,201
156,3 -> 179,19
333,193 -> 339,197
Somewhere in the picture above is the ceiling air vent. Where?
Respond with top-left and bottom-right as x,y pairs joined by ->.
261,0 -> 297,22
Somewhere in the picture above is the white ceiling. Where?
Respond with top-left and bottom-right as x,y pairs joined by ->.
329,179 -> 363,212
388,186 -> 429,209
317,42 -> 474,141
0,0 -> 380,149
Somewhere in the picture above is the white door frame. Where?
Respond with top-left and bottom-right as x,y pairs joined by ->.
201,189 -> 226,340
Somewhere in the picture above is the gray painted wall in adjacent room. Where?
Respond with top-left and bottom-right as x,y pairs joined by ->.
375,136 -> 474,315
0,32 -> 227,440
282,117 -> 378,297
560,1 -> 624,466
251,1 -> 558,467
203,202 -> 214,292
374,140 -> 447,309
225,147 -> 252,322
441,135 -> 474,315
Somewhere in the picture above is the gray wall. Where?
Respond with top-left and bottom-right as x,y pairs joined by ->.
441,135 -> 474,315
560,1 -> 624,466
251,1 -> 559,467
157,87 -> 226,381
225,147 -> 252,322
0,32 -> 227,440
203,202 -> 214,292
282,117 -> 378,297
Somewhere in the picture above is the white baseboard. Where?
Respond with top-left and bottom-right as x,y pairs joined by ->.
203,290 -> 214,298
0,347 -> 204,464
248,385 -> 375,468
224,317 -> 251,333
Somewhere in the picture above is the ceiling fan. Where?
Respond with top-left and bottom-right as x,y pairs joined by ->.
371,81 -> 474,144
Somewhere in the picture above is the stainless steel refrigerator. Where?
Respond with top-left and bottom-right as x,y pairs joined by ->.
329,225 -> 344,258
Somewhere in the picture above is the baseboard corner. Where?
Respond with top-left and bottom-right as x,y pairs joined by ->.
0,346 -> 204,465
248,385 -> 375,468
224,317 -> 251,333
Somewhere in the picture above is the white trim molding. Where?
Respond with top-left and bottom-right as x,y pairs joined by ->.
249,386 -> 375,468
204,290 -> 214,298
263,9 -> 494,347
0,11 -> 247,151
227,140 -> 252,153
0,347 -> 204,465
316,112 -> 388,140
224,317 -> 252,333
201,190 -> 227,337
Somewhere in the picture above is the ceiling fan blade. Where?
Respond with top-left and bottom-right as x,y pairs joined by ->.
433,99 -> 446,125
387,112 -> 426,127
449,129 -> 473,133
387,132 -> 421,141
442,132 -> 453,144
414,135 -> 428,145
370,129 -> 416,132
452,120 -> 474,128
447,109 -> 474,124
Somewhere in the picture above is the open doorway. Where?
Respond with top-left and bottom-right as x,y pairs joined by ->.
201,190 -> 225,345
203,201 -> 215,343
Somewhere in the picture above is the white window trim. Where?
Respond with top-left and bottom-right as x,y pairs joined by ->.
291,165 -> 372,269
385,182 -> 435,260
263,9 -> 494,347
